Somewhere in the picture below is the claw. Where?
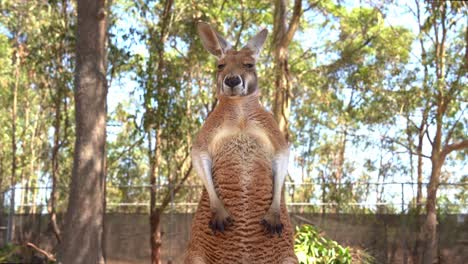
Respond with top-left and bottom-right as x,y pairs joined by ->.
276,223 -> 283,237
208,207 -> 233,235
261,210 -> 283,237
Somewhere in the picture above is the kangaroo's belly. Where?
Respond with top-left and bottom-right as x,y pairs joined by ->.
212,132 -> 273,219
185,132 -> 296,263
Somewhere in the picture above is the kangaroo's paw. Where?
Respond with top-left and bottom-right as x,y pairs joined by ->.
261,209 -> 283,237
208,206 -> 233,234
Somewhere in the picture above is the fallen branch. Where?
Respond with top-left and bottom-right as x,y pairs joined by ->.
26,242 -> 56,262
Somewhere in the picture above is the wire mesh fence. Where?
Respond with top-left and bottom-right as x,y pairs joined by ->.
1,181 -> 466,215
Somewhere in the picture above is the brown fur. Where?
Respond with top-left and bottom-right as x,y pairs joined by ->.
185,92 -> 297,263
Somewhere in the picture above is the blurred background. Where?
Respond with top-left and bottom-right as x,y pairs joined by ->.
0,0 -> 466,263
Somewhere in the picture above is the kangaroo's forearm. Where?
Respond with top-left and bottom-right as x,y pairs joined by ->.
271,150 -> 289,210
192,150 -> 221,209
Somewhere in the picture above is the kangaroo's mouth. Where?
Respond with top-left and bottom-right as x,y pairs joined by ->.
222,77 -> 247,96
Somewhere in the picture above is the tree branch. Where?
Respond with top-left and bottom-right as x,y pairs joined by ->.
445,108 -> 465,146
160,164 -> 193,210
382,136 -> 431,159
282,0 -> 302,47
441,139 -> 468,159
425,124 -> 434,146
26,242 -> 56,262
233,0 -> 246,49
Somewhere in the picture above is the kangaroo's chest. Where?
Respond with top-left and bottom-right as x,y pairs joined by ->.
208,113 -> 274,157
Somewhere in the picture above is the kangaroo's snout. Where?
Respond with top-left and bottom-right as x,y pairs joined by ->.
224,75 -> 242,88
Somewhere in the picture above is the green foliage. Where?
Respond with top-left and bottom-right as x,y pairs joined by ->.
295,225 -> 353,264
295,225 -> 375,263
0,243 -> 22,262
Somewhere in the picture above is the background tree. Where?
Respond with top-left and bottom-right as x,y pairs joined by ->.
409,2 -> 468,263
57,0 -> 108,263
0,1 -> 76,248
271,0 -> 303,140
0,0 -> 466,263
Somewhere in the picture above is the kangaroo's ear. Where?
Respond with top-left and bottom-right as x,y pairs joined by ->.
243,28 -> 268,58
197,22 -> 232,58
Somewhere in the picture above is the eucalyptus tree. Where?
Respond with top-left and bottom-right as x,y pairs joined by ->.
57,0 -> 108,262
127,0 -> 200,262
0,28 -> 12,216
30,0 -> 76,242
292,3 -> 413,210
406,1 -> 467,263
271,0 -> 303,141
0,1 -> 68,243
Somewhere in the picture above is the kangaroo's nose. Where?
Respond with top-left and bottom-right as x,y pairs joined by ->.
224,75 -> 242,88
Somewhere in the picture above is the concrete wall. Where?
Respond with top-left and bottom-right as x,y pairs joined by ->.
2,213 -> 467,263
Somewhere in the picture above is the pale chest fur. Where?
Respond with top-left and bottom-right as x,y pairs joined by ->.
207,105 -> 275,158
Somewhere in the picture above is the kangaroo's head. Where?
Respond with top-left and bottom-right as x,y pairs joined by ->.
197,22 -> 268,97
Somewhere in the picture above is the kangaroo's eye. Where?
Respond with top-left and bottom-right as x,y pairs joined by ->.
217,64 -> 225,70
244,63 -> 254,69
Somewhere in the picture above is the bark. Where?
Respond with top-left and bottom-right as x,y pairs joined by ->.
150,130 -> 163,264
415,110 -> 428,214
57,0 -> 108,263
272,0 -> 302,141
421,157 -> 442,264
150,208 -> 162,264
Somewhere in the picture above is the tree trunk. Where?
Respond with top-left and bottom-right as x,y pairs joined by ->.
150,129 -> 162,264
412,112 -> 427,264
415,121 -> 425,214
7,37 -> 21,243
334,130 -> 347,213
420,93 -> 446,264
421,157 -> 442,264
412,3 -> 430,261
272,0 -> 302,141
49,87 -> 62,243
320,170 -> 326,215
147,0 -> 173,262
0,155 -> 4,220
419,3 -> 447,262
57,0 -> 108,263
19,101 -> 30,216
28,103 -> 42,215
150,208 -> 162,264
48,0 -> 69,240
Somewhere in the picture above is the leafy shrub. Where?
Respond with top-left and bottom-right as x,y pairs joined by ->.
0,243 -> 22,262
294,224 -> 353,264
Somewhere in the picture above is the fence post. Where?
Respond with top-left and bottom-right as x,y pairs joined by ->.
6,186 -> 15,243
